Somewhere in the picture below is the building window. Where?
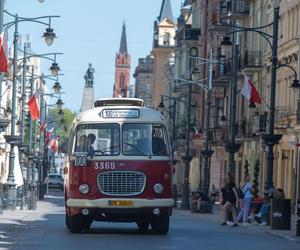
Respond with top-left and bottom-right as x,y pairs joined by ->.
163,32 -> 170,45
120,73 -> 125,89
189,47 -> 199,71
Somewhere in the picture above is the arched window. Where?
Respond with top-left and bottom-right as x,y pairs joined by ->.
163,32 -> 170,46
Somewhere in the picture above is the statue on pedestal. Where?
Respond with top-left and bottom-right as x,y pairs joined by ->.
84,63 -> 95,87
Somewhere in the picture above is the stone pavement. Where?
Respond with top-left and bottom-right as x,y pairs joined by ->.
175,204 -> 300,243
1,198 -> 299,247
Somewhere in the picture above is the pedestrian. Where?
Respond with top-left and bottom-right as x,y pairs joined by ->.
219,172 -> 240,227
254,187 -> 275,226
210,184 -> 217,204
44,175 -> 49,196
237,173 -> 253,225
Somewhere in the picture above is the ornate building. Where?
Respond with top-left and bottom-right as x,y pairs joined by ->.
113,23 -> 131,98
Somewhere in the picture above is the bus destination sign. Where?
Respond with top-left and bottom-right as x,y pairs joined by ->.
102,109 -> 140,119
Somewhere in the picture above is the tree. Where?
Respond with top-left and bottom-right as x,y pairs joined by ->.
47,108 -> 76,153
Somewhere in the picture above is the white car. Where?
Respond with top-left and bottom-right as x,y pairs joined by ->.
48,173 -> 64,191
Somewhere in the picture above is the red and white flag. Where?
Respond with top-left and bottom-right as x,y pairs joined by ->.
28,93 -> 40,120
45,127 -> 54,142
241,72 -> 261,104
48,136 -> 59,152
0,28 -> 8,72
39,121 -> 47,133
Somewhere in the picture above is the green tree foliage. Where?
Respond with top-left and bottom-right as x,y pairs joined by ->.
47,108 -> 76,153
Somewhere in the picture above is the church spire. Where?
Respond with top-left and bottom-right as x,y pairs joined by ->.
159,0 -> 174,22
119,22 -> 128,54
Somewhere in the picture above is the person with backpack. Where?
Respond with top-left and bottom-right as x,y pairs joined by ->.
237,174 -> 253,225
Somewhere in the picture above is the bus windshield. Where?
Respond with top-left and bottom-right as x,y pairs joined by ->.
73,123 -> 120,156
122,123 -> 169,156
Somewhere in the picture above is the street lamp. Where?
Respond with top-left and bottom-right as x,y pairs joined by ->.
3,11 -> 59,209
52,81 -> 62,94
43,27 -> 56,46
200,50 -> 214,197
50,62 -> 60,77
56,98 -> 64,110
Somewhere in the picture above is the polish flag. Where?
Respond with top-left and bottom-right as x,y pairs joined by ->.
48,136 -> 59,152
39,121 -> 47,133
28,93 -> 40,120
241,72 -> 261,104
0,28 -> 8,72
45,127 -> 54,142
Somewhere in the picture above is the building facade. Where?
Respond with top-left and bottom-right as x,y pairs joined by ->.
133,55 -> 154,108
151,0 -> 176,108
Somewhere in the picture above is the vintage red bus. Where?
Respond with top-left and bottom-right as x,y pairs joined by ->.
64,98 -> 174,234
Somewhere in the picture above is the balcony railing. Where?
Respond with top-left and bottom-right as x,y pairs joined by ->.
213,56 -> 232,78
176,28 -> 201,46
236,119 -> 256,139
207,0 -> 228,31
243,51 -> 263,68
226,0 -> 250,18
209,127 -> 229,145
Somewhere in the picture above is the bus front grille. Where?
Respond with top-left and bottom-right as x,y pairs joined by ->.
97,171 -> 146,196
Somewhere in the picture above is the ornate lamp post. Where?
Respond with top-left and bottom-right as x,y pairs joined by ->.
3,11 -> 59,209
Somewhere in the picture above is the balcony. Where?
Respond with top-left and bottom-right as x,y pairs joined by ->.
209,127 -> 229,146
207,0 -> 228,32
225,0 -> 250,19
176,28 -> 201,46
275,106 -> 293,129
236,119 -> 257,140
243,51 -> 263,69
213,56 -> 232,79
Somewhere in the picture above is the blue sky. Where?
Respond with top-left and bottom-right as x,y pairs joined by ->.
4,0 -> 181,112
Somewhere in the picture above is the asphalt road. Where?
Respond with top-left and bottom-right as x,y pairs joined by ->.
3,191 -> 299,250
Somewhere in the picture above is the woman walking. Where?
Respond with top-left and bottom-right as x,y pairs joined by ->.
219,172 -> 239,227
237,174 -> 253,225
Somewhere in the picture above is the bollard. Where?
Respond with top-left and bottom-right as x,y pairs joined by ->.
296,201 -> 300,237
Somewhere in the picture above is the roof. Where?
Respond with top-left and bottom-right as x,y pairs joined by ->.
119,23 -> 128,54
94,98 -> 144,107
158,0 -> 174,23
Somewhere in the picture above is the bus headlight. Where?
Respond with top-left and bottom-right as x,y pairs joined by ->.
153,183 -> 164,194
79,184 -> 90,194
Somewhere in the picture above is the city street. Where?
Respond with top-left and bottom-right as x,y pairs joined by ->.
0,191 -> 299,250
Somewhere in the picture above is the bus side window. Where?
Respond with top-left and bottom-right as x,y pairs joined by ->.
152,137 -> 167,155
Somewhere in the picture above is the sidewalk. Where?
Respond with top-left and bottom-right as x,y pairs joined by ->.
175,204 -> 300,243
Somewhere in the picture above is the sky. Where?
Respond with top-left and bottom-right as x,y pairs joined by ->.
4,0 -> 181,112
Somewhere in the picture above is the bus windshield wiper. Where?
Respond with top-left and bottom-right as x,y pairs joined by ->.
123,142 -> 152,159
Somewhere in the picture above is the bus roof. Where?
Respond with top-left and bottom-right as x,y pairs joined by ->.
74,99 -> 165,125
94,98 -> 144,107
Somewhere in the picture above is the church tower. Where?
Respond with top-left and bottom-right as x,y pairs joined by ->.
152,0 -> 176,107
113,23 -> 131,98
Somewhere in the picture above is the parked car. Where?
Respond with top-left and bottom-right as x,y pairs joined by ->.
48,173 -> 64,191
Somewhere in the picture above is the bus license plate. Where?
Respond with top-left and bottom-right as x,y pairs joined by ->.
109,200 -> 133,207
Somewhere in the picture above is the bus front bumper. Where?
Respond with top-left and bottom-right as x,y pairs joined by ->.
67,198 -> 175,208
